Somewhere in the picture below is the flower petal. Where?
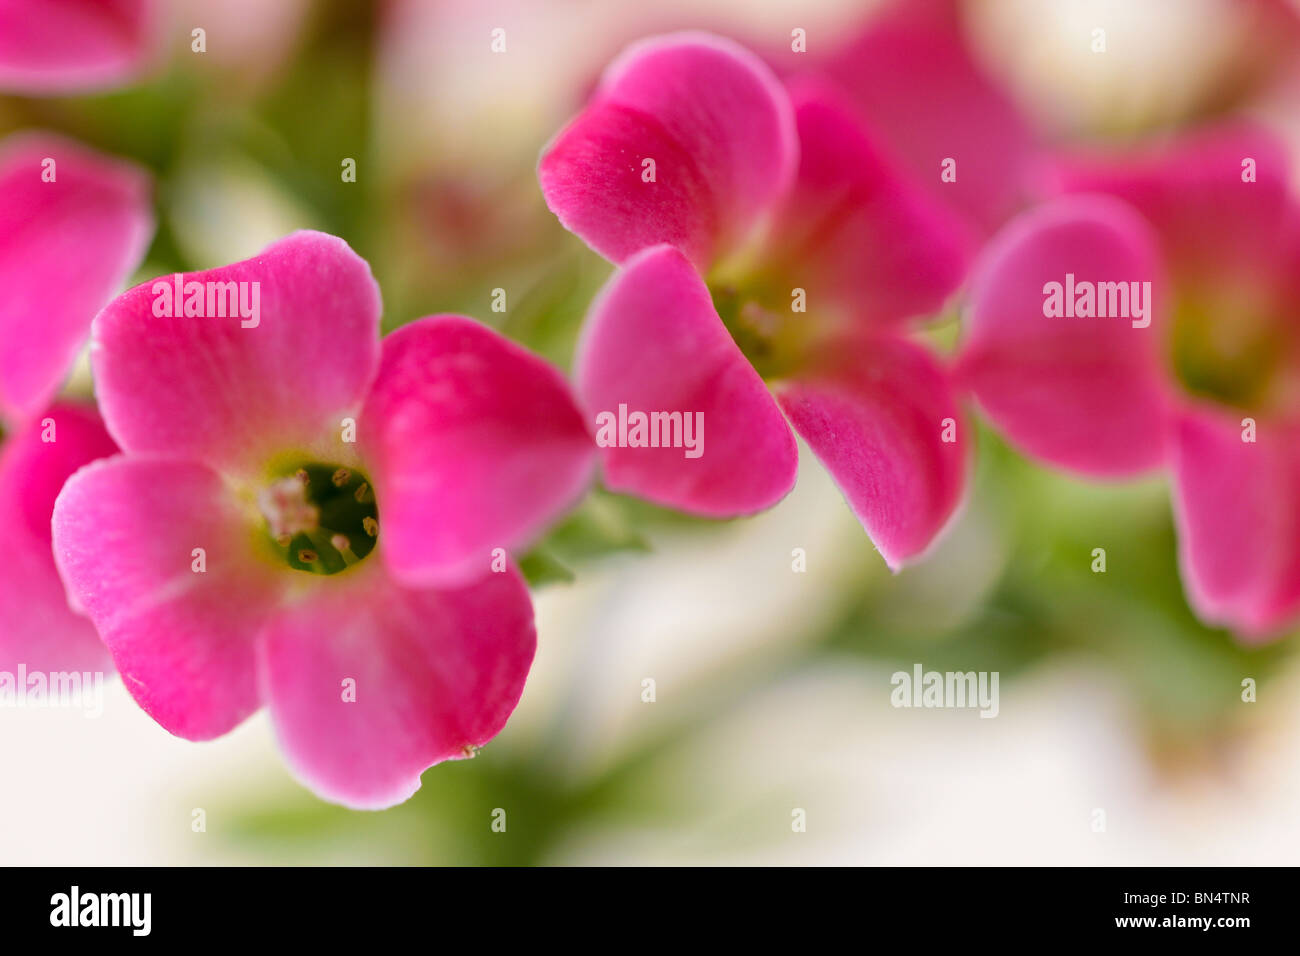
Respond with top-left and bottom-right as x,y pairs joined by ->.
260,563 -> 535,810
359,315 -> 594,586
0,402 -> 116,672
92,231 -> 382,475
1170,406 -> 1300,639
538,31 -> 797,270
51,456 -> 284,739
955,194 -> 1173,477
777,334 -> 969,569
576,245 -> 797,516
0,0 -> 155,94
818,0 -> 1039,235
1053,124 -> 1293,284
758,82 -> 973,328
0,132 -> 152,426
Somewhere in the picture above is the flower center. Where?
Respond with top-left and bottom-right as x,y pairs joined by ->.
710,280 -> 818,381
258,463 -> 378,575
1169,285 -> 1299,413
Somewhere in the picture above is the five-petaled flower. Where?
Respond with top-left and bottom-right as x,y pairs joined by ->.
538,32 -> 976,569
956,126 -> 1300,638
51,231 -> 595,808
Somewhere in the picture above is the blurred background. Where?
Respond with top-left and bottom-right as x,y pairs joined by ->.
4,0 -> 1300,865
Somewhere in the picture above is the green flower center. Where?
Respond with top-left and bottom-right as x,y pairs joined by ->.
1169,286 -> 1298,413
710,278 -> 821,381
258,463 -> 378,575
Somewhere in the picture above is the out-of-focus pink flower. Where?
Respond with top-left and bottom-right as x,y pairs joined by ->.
0,403 -> 118,672
0,132 -> 153,425
803,0 -> 1041,238
51,231 -> 596,808
956,126 -> 1300,638
539,33 -> 972,569
0,132 -> 150,673
0,0 -> 157,94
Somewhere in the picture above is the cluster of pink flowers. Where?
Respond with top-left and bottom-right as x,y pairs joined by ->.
5,0 -> 1300,807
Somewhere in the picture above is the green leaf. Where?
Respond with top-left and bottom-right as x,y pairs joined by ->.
517,548 -> 575,588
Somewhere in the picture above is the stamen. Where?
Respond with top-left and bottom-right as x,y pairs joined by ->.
330,533 -> 358,567
264,462 -> 378,575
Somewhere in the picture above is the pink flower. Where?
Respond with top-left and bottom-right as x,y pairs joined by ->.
0,132 -> 152,672
804,0 -> 1041,239
0,132 -> 154,424
0,0 -> 157,94
0,403 -> 119,672
51,231 -> 596,808
956,125 -> 1300,638
538,33 -> 973,568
